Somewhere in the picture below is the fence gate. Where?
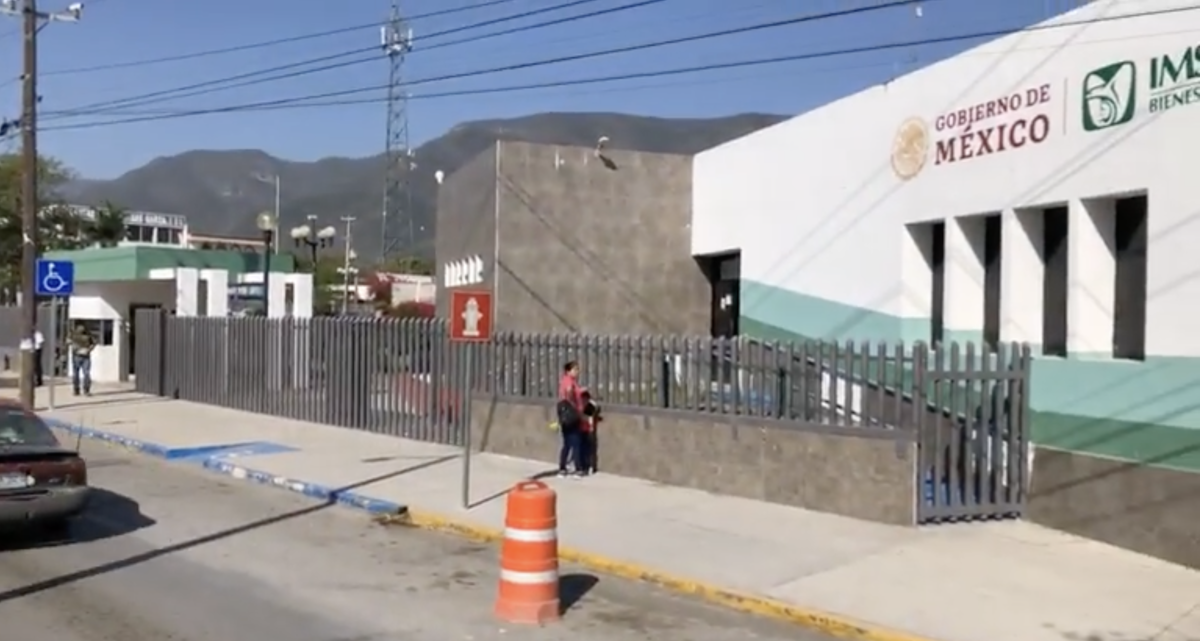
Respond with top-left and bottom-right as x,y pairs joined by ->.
915,342 -> 1033,523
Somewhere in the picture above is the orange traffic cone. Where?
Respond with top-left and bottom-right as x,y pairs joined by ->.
494,480 -> 560,625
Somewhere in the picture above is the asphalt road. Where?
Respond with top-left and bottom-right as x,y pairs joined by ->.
0,437 -> 836,641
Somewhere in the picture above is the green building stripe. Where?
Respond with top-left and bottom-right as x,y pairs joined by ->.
43,246 -> 295,282
740,280 -> 1200,472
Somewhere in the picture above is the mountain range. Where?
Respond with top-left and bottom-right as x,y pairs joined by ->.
60,112 -> 789,260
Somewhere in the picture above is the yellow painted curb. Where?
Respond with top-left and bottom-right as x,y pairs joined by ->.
381,508 -> 938,641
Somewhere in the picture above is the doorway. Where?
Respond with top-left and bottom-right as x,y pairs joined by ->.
127,303 -> 164,376
697,252 -> 740,337
697,251 -> 741,388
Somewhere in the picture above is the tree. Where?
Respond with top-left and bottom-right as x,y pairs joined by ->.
389,301 -> 435,319
380,255 -> 433,276
87,201 -> 127,247
296,253 -> 345,315
364,272 -> 394,311
0,153 -> 117,297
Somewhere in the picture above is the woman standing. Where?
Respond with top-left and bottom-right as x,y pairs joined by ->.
556,360 -> 587,478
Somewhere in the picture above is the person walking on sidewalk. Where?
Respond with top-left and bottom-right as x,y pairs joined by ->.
69,324 -> 95,397
19,329 -> 45,387
556,360 -> 587,478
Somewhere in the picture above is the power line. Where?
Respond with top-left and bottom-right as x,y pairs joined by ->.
39,0 -> 522,76
37,3 -> 1197,133
49,0 -> 623,116
48,0 -> 914,120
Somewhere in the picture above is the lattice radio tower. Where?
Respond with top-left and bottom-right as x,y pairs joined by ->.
380,0 -> 413,261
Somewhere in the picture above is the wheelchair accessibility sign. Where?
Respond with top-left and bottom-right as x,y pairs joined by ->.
35,259 -> 75,296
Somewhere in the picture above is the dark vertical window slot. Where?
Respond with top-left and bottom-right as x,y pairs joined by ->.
1113,195 -> 1147,360
700,252 -> 741,339
930,222 -> 946,346
982,215 -> 1002,351
1042,207 -> 1069,357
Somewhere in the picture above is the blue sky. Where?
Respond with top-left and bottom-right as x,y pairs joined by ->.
0,0 -> 1082,179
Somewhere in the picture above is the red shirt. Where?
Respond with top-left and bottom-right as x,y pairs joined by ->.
558,374 -> 583,413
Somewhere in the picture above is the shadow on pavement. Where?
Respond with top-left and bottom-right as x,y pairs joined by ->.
468,468 -> 560,509
0,488 -> 156,551
36,395 -> 171,413
1055,621 -> 1200,641
0,452 -> 458,604
560,573 -> 599,614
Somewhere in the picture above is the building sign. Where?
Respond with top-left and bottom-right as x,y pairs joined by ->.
1149,47 -> 1200,112
443,255 -> 484,288
891,84 -> 1054,180
125,211 -> 188,229
449,290 -> 492,342
932,85 -> 1053,166
1083,48 -> 1200,133
1083,61 -> 1137,131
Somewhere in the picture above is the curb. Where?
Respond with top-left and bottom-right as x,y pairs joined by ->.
200,458 -> 405,515
389,508 -> 936,641
46,419 -> 405,516
51,418 -> 935,641
47,418 -> 183,459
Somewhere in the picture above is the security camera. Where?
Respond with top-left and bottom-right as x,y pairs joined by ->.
0,0 -> 15,12
66,2 -> 83,16
434,170 -> 444,185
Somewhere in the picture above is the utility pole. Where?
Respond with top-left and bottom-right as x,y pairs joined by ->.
340,216 -> 356,314
252,172 -> 282,254
380,0 -> 413,263
0,0 -> 81,408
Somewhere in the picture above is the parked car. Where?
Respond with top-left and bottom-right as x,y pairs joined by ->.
0,399 -> 90,532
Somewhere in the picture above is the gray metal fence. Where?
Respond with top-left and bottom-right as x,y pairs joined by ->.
134,312 -> 471,445
132,311 -> 1032,524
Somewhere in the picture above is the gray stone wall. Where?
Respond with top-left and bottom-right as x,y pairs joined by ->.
1029,448 -> 1200,570
434,146 -> 497,318
470,396 -> 918,525
492,141 -> 708,335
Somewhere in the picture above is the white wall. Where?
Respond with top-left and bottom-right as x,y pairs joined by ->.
694,0 -> 1200,355
68,281 -> 174,383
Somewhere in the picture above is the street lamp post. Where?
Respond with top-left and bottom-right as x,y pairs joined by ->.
252,173 -> 281,255
255,211 -> 276,316
337,250 -> 358,315
289,216 -> 337,266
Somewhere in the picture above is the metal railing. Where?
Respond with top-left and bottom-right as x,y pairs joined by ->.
132,311 -> 1032,523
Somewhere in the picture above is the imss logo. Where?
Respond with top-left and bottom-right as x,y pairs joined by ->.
1082,60 -> 1137,131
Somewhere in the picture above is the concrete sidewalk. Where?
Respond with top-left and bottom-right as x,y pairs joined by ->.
16,387 -> 1200,641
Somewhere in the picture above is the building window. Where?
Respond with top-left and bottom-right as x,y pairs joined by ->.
1113,194 -> 1147,361
1042,206 -> 1069,357
139,225 -> 156,243
166,228 -> 181,245
70,319 -> 115,346
125,224 -> 142,242
930,221 -> 945,345
982,214 -> 1002,352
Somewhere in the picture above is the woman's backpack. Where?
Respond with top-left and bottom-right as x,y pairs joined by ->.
556,399 -> 582,430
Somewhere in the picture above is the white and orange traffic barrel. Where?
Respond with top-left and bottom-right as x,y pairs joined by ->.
494,479 -> 560,625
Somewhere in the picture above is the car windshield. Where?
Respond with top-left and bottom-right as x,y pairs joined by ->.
0,407 -> 59,446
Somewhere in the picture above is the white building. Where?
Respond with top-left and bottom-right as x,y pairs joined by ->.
63,205 -> 189,247
692,1 -> 1198,453
64,204 -> 268,252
